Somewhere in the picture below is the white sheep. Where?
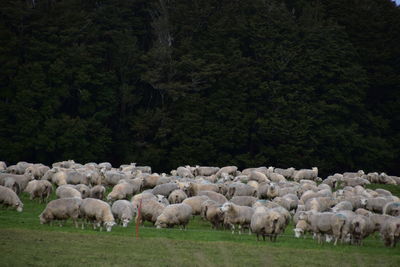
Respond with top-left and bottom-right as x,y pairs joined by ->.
111,200 -> 137,227
155,203 -> 193,229
168,189 -> 188,204
380,217 -> 400,247
56,185 -> 82,199
221,202 -> 254,234
80,198 -> 116,232
182,196 -> 210,215
39,198 -> 82,227
24,180 -> 52,203
293,167 -> 318,182
0,185 -> 23,212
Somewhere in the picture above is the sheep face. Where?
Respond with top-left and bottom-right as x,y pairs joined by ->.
294,228 -> 303,238
122,218 -> 130,227
155,215 -> 168,229
105,221 -> 116,232
360,198 -> 367,207
16,204 -> 23,212
220,203 -> 233,213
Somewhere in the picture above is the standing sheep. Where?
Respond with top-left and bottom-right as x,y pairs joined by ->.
90,185 -> 106,200
380,217 -> 400,247
221,202 -> 254,234
168,189 -> 187,204
56,185 -> 82,199
39,198 -> 82,227
182,196 -> 210,215
24,180 -> 53,203
80,198 -> 116,232
111,200 -> 137,227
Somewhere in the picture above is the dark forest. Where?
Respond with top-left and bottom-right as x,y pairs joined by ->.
0,0 -> 399,177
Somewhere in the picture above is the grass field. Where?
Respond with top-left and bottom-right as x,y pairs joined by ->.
1,185 -> 399,266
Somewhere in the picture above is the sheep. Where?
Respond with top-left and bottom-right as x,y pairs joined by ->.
155,203 -> 193,229
168,189 -> 188,204
195,166 -> 220,176
257,182 -> 277,200
250,208 -> 286,241
152,182 -> 179,198
248,171 -> 269,183
39,198 -> 82,227
101,170 -> 132,186
7,161 -> 33,174
363,197 -> 393,214
111,200 -> 137,227
221,202 -> 254,234
201,200 -> 224,229
197,190 -> 227,205
64,170 -> 90,185
379,173 -> 397,185
137,198 -> 166,225
24,180 -> 52,203
293,167 -> 318,182
274,167 -> 295,179
247,181 -> 259,191
176,166 -> 194,178
331,201 -> 353,213
74,184 -> 91,199
131,192 -> 158,208
227,183 -> 257,199
182,196 -> 210,215
230,196 -> 257,207
350,215 -> 375,245
142,174 -> 161,189
80,198 -> 116,231
3,177 -> 20,195
215,166 -> 238,178
0,185 -> 23,212
0,161 -> 6,171
305,197 -> 335,212
42,169 -> 67,186
253,200 -> 281,210
25,164 -> 50,180
383,202 -> 400,217
266,172 -> 286,183
375,189 -> 393,197
90,185 -> 106,200
52,160 -> 75,169
273,196 -> 297,211
107,181 -> 138,202
342,177 -> 370,187
184,182 -> 219,197
368,213 -> 392,232
343,170 -> 365,179
56,185 -> 81,199
355,208 -> 372,217
0,173 -> 33,191
294,220 -> 310,238
380,217 -> 400,247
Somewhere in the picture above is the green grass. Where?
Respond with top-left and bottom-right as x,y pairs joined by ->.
0,186 -> 399,266
365,184 -> 400,197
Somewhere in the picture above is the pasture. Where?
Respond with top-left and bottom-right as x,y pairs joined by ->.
0,188 -> 399,267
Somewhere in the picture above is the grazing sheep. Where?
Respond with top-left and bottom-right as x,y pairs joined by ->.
363,197 -> 393,214
107,181 -> 138,202
195,166 -> 220,176
383,202 -> 400,217
0,161 -> 6,171
42,169 -> 67,186
25,164 -> 50,179
294,220 -> 310,238
168,189 -> 188,204
39,198 -> 82,227
215,166 -> 238,178
342,177 -> 370,187
343,170 -> 365,179
90,185 -> 106,200
101,170 -> 128,186
56,185 -> 82,199
155,203 -> 193,229
138,198 -> 166,224
368,213 -> 392,232
331,201 -> 353,213
80,198 -> 116,232
182,196 -> 210,215
3,177 -> 20,195
305,197 -> 335,212
230,196 -> 257,207
266,172 -> 286,183
176,166 -> 194,178
380,217 -> 400,247
274,167 -> 295,179
73,184 -> 91,199
24,180 -> 53,203
111,200 -> 137,227
197,190 -> 227,205
221,202 -> 254,234
249,171 -> 269,183
273,196 -> 296,211
293,167 -> 318,182
152,183 -> 179,197
200,200 -> 224,229
142,174 -> 161,189
0,173 -> 33,191
0,185 -> 23,212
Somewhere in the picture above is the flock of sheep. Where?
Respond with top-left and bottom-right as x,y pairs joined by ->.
0,160 -> 399,247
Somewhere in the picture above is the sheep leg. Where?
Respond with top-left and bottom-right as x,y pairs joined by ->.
231,224 -> 235,234
238,225 -> 242,235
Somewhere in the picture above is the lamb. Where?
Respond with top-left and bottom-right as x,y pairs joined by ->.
293,167 -> 318,182
227,183 -> 257,199
155,203 -> 193,229
90,185 -> 106,200
221,202 -> 254,234
197,190 -> 227,205
152,182 -> 179,197
107,181 -> 138,202
80,198 -> 116,231
215,166 -> 238,178
3,177 -> 20,195
111,200 -> 137,227
331,201 -> 353,213
250,208 -> 286,241
39,198 -> 82,227
182,196 -> 210,215
380,217 -> 400,247
137,198 -> 166,224
383,202 -> 400,217
230,196 -> 257,207
168,189 -> 188,204
56,185 -> 82,199
24,180 -> 52,203
0,185 -> 23,212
